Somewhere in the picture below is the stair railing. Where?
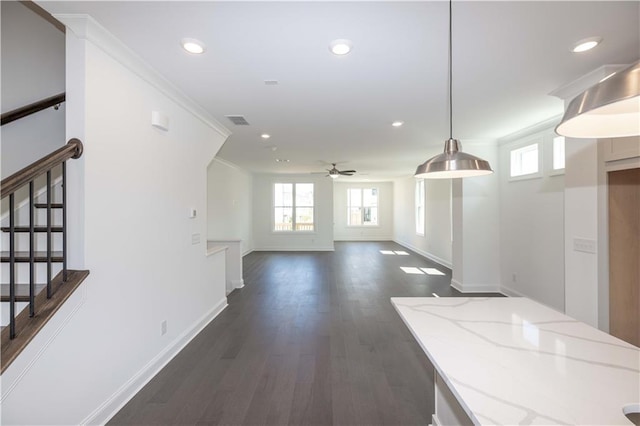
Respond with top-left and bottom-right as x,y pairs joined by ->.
1,139 -> 83,339
1,93 -> 65,126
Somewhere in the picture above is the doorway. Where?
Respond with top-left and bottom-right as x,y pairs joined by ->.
608,167 -> 640,347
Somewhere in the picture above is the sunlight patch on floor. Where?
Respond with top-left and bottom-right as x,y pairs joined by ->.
421,268 -> 445,276
400,267 -> 424,274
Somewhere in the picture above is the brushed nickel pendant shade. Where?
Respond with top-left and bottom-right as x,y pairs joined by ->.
415,0 -> 493,179
555,60 -> 640,139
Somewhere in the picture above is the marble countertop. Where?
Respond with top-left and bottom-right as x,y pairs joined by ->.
391,297 -> 640,425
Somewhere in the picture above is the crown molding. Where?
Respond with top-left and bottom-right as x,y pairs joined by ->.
53,14 -> 231,139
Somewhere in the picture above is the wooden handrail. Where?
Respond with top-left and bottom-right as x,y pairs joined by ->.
1,139 -> 83,199
1,93 -> 65,126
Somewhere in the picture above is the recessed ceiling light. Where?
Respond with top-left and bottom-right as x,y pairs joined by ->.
181,38 -> 206,54
571,37 -> 602,53
261,133 -> 271,139
392,121 -> 404,127
329,39 -> 352,56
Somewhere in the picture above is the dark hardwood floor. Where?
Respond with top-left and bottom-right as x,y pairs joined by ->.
109,241 -> 499,425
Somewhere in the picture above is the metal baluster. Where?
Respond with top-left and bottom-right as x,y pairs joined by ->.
29,181 -> 35,317
9,193 -> 16,339
62,162 -> 67,282
46,170 -> 52,298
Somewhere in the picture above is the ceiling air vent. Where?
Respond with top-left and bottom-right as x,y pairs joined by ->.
225,115 -> 250,126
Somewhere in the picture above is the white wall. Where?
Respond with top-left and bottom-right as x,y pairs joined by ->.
452,142 -> 501,292
393,176 -> 452,268
333,181 -> 393,241
1,15 -> 231,425
1,1 -> 66,178
498,126 -> 565,311
253,174 -> 334,251
207,158 -> 254,255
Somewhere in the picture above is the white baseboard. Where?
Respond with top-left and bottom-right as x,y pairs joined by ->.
451,279 -> 502,294
334,236 -> 393,242
232,279 -> 244,289
393,239 -> 453,270
499,286 -> 526,297
431,414 -> 442,426
252,246 -> 335,252
82,298 -> 228,425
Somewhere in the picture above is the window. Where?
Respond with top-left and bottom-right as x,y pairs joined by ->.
553,136 -> 565,170
347,188 -> 378,226
274,183 -> 314,231
510,143 -> 540,178
415,179 -> 425,235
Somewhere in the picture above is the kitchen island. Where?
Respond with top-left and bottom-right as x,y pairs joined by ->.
391,297 -> 640,425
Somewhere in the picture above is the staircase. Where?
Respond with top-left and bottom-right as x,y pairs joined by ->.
1,96 -> 89,373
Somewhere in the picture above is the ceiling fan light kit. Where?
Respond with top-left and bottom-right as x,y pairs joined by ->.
414,0 -> 493,179
555,60 -> 640,139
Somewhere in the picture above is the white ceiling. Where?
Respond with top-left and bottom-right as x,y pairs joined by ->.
39,1 -> 640,180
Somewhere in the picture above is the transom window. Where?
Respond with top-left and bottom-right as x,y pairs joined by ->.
415,179 -> 425,235
274,183 -> 314,231
347,188 -> 378,226
510,143 -> 540,178
553,136 -> 565,170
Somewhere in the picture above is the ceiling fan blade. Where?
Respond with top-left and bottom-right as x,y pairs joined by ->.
340,170 -> 356,174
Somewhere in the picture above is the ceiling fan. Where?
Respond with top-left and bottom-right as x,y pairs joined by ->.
326,163 -> 356,179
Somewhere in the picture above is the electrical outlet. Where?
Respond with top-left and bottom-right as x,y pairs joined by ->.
161,320 -> 167,336
512,273 -> 517,283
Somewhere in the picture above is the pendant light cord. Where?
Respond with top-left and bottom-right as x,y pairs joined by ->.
448,0 -> 453,140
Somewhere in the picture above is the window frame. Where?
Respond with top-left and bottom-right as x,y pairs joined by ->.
272,182 -> 316,233
550,135 -> 566,176
346,187 -> 379,227
508,139 -> 543,181
415,179 -> 425,236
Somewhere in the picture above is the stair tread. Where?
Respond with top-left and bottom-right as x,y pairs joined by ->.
1,226 -> 63,232
33,203 -> 63,209
0,251 -> 63,262
0,284 -> 47,302
1,269 -> 90,373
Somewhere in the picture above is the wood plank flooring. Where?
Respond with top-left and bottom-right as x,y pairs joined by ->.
109,241 -> 500,425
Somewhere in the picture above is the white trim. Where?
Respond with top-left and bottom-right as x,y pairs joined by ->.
393,239 -> 452,270
334,236 -> 394,242
499,286 -> 526,298
211,157 -> 251,176
252,246 -> 334,252
451,279 -> 503,294
431,414 -> 442,426
550,64 -> 627,101
242,248 -> 254,257
231,279 -> 244,289
498,115 -> 561,146
82,298 -> 228,425
53,14 -> 230,139
1,285 -> 87,402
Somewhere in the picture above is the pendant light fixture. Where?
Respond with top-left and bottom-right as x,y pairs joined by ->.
415,0 -> 493,179
555,60 -> 640,139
